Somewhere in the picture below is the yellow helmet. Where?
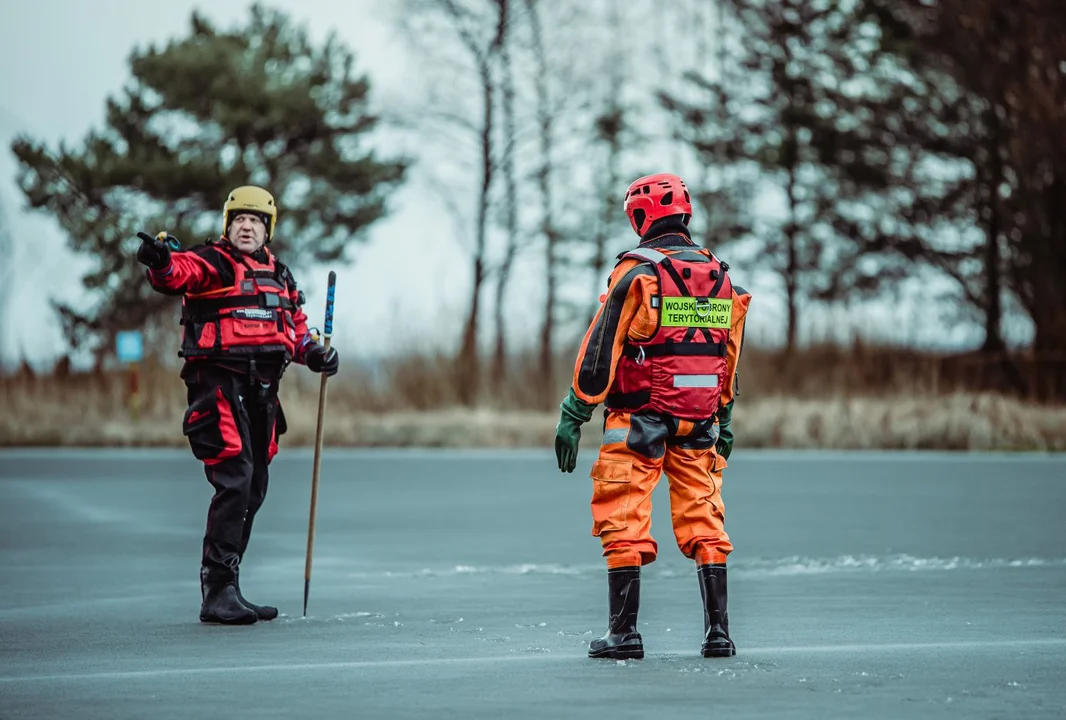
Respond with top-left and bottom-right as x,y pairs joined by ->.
222,185 -> 277,241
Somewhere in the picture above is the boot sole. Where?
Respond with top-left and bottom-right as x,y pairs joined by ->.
236,593 -> 278,621
199,613 -> 258,625
240,604 -> 279,621
588,646 -> 645,660
702,646 -> 736,658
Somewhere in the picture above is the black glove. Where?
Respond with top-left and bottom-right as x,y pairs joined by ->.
136,231 -> 172,270
305,344 -> 339,376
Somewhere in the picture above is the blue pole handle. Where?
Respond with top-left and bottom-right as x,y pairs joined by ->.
323,271 -> 336,338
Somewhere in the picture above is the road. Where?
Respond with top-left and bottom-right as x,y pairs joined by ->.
1,449 -> 1064,719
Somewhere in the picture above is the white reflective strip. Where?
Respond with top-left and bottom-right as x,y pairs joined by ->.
601,429 -> 629,445
625,248 -> 668,264
673,374 -> 719,388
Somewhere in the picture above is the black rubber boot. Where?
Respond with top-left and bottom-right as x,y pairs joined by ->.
234,567 -> 278,621
199,567 -> 258,625
698,563 -> 736,657
588,566 -> 644,660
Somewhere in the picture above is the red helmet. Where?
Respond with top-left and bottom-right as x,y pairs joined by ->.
623,173 -> 692,236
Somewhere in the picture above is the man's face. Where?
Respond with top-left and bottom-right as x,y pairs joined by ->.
228,213 -> 268,253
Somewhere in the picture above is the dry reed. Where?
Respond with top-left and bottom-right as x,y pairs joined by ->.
2,346 -> 1064,450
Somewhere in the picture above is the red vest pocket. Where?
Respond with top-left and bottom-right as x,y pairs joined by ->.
198,323 -> 217,349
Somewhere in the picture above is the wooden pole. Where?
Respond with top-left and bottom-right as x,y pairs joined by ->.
303,270 -> 336,617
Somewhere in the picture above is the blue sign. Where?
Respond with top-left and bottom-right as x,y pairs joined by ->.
116,330 -> 144,363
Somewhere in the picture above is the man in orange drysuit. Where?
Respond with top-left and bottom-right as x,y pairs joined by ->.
554,172 -> 751,660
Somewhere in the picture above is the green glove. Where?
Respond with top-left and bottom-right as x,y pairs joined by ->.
555,388 -> 596,473
715,400 -> 735,460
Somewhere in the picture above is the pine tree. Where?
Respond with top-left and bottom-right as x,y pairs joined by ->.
664,0 -> 885,353
11,4 -> 407,364
845,0 -> 1065,365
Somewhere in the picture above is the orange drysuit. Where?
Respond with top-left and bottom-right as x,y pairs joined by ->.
572,234 -> 751,570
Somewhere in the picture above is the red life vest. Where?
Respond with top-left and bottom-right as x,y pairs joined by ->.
606,246 -> 733,420
179,249 -> 299,361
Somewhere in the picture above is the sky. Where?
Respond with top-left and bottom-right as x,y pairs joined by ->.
0,0 -> 1033,372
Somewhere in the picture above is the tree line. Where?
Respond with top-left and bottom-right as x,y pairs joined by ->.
9,0 -> 1065,400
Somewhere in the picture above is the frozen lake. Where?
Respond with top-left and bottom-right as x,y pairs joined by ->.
2,448 -> 1064,719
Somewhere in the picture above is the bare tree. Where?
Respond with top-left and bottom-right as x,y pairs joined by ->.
396,0 -> 509,404
523,0 -> 561,399
587,0 -> 627,324
491,0 -> 520,394
456,0 -> 507,404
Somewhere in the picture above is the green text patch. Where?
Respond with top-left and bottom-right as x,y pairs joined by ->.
661,297 -> 732,328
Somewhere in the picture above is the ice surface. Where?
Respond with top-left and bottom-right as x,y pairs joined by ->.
1,449 -> 1064,719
